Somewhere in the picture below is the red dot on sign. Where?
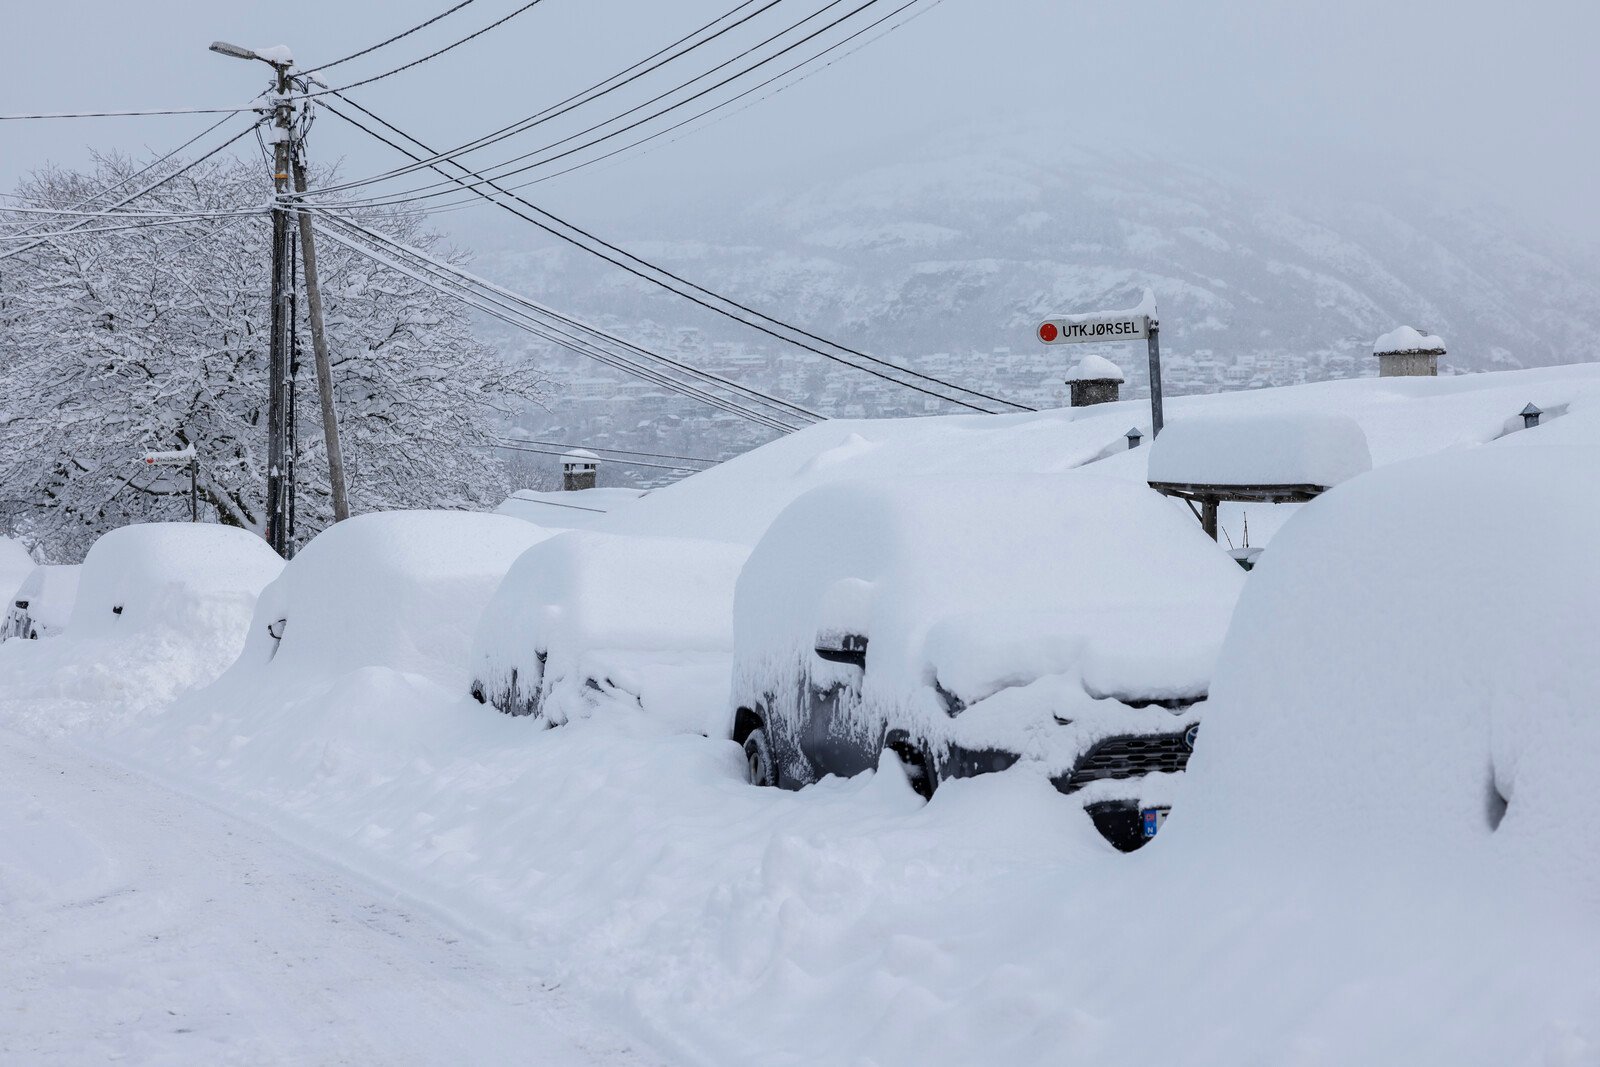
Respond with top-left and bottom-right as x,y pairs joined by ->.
1039,323 -> 1058,343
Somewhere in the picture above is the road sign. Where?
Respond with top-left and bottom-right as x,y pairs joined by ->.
1037,313 -> 1150,345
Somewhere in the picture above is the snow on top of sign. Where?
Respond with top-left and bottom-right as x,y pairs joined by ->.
1374,324 -> 1445,354
1147,413 -> 1372,488
1066,353 -> 1126,382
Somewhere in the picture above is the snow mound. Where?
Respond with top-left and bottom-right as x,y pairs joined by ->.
494,486 -> 647,530
471,531 -> 748,731
230,511 -> 558,689
0,535 -> 34,608
2,564 -> 82,640
1374,324 -> 1445,353
1065,352 -> 1126,382
1171,443 -> 1600,898
0,523 -> 283,732
1147,413 -> 1372,488
734,473 -> 1244,717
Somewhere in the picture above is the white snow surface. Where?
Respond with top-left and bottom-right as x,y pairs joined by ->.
595,364 -> 1600,549
3,369 -> 1600,1065
1145,413 -> 1373,488
1065,352 -> 1126,382
228,510 -> 556,691
0,524 -> 282,733
3,564 -> 82,639
1374,323 -> 1446,353
471,531 -> 748,732
494,487 -> 648,530
0,534 -> 34,607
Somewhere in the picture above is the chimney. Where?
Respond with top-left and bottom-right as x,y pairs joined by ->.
1066,353 -> 1125,407
561,449 -> 599,491
1373,326 -> 1444,378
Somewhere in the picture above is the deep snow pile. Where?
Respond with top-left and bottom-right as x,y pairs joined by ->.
731,474 -> 1242,781
1145,413 -> 1372,488
0,564 -> 81,641
597,363 -> 1600,549
0,535 -> 33,608
471,530 -> 748,733
0,524 -> 281,733
494,486 -> 649,530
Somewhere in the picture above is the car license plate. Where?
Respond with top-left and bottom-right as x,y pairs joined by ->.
1141,806 -> 1170,838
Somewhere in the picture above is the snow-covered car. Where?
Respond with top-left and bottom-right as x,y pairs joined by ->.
728,474 -> 1245,849
1,564 -> 82,641
470,530 -> 749,735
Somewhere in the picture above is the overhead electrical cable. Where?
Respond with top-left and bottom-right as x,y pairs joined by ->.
487,440 -> 704,473
307,0 -> 876,200
309,0 -> 480,71
0,214 -> 260,242
0,104 -> 250,122
317,97 -> 1028,413
0,121 -> 260,262
311,215 -> 810,432
490,438 -> 718,465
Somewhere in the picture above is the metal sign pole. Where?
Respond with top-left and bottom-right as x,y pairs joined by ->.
1147,320 -> 1165,437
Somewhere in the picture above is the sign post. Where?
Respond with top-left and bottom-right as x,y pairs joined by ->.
142,445 -> 199,522
1037,291 -> 1165,436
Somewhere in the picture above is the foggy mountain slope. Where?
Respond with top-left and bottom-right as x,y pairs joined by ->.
475,146 -> 1600,474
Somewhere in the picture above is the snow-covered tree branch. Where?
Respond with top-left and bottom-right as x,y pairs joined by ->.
0,152 -> 547,560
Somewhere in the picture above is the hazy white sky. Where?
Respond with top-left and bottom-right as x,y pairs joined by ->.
4,0 -> 1596,245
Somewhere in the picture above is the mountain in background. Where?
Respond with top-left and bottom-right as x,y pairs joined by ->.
471,138 -> 1600,487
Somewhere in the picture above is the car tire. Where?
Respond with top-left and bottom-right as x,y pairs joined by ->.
743,727 -> 777,788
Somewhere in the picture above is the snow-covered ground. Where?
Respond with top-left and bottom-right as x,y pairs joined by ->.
0,725 -> 667,1066
2,365 -> 1598,1065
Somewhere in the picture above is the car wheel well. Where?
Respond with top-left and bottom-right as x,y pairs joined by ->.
732,706 -> 764,745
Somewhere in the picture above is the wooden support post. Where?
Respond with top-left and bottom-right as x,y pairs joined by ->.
1202,497 -> 1219,541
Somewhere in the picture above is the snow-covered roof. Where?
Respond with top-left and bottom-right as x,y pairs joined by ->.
597,363 -> 1600,550
1066,353 -> 1126,383
1373,325 -> 1445,354
1146,414 -> 1372,488
494,487 -> 648,531
733,473 -> 1244,702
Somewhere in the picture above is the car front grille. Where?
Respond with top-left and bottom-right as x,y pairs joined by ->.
1055,732 -> 1194,794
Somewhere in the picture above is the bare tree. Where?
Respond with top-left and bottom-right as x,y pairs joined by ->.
0,152 -> 546,560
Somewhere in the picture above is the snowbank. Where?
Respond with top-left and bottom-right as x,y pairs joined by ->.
1146,413 -> 1372,488
0,535 -> 34,609
1374,324 -> 1445,353
1167,442 -> 1600,897
471,531 -> 748,732
0,524 -> 282,732
494,486 -> 648,530
228,510 -> 557,690
1,564 -> 81,640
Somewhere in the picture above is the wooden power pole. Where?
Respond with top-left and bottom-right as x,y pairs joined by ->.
265,59 -> 296,557
292,157 -> 350,522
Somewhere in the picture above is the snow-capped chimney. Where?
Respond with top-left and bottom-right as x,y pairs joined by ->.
561,449 -> 599,491
1066,353 -> 1125,407
1373,326 -> 1444,378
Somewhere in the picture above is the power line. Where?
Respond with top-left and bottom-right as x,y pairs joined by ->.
310,0 -> 480,71
490,437 -> 718,465
0,104 -> 250,122
0,121 -> 260,262
307,0 -> 551,99
313,210 -> 821,425
310,216 -> 808,433
0,214 -> 260,242
316,96 -> 1029,413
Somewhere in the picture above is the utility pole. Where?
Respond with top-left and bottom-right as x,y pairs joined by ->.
209,40 -> 298,557
292,156 -> 351,522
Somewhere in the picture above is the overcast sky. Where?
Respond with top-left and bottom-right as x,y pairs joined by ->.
4,0 -> 1597,247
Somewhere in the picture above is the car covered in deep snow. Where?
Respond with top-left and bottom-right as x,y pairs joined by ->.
727,474 -> 1245,849
470,530 -> 749,735
1,564 -> 82,641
